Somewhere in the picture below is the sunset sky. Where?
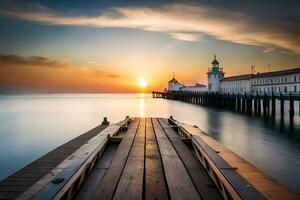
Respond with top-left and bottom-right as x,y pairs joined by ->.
1,0 -> 300,93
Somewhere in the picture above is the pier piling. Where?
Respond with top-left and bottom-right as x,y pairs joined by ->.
152,91 -> 299,125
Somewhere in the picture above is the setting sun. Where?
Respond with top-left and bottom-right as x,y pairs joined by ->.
138,79 -> 148,88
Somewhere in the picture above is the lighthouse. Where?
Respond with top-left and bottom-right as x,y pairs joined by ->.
207,55 -> 224,92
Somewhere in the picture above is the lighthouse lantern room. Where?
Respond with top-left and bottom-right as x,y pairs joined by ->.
207,55 -> 224,92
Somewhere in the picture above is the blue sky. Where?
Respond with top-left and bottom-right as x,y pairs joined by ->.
0,0 -> 300,92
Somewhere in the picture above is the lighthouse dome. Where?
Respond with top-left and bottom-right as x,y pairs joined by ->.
211,55 -> 219,65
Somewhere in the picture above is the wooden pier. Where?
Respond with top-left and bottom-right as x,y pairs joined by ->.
0,117 -> 299,200
153,91 -> 300,124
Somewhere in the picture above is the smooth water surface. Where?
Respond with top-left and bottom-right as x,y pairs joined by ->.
0,93 -> 299,193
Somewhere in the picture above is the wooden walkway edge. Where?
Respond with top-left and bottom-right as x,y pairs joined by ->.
0,124 -> 108,200
174,119 -> 300,200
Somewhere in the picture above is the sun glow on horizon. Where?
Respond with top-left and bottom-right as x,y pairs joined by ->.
138,78 -> 148,88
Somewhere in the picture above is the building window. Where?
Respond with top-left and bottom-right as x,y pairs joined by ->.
285,77 -> 287,82
294,86 -> 297,92
294,76 -> 297,82
284,86 -> 287,93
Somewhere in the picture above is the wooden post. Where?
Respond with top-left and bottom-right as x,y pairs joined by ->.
101,117 -> 109,125
241,97 -> 245,112
248,94 -> 253,115
263,93 -> 267,117
267,98 -> 270,117
257,97 -> 261,116
289,93 -> 294,124
280,93 -> 284,120
243,97 -> 246,112
254,97 -> 257,116
237,93 -> 241,112
233,97 -> 237,110
271,92 -> 276,119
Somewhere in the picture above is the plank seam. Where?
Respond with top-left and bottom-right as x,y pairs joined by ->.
151,118 -> 171,200
157,118 -> 204,199
142,118 -> 147,200
111,119 -> 141,199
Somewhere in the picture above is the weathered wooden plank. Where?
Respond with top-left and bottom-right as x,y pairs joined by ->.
0,124 -> 108,200
75,143 -> 119,200
158,118 -> 222,200
152,118 -> 201,200
192,135 -> 266,200
91,119 -> 140,200
145,118 -> 169,200
113,118 -> 146,200
29,135 -> 108,200
0,192 -> 17,199
171,120 -> 268,200
16,118 -> 131,200
0,186 -> 29,192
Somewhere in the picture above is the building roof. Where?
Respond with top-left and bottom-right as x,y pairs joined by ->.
168,77 -> 178,83
211,55 -> 219,65
220,68 -> 300,82
253,68 -> 300,78
221,74 -> 253,82
195,83 -> 206,87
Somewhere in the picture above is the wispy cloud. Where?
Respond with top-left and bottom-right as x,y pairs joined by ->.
0,53 -> 132,92
0,53 -> 65,68
0,53 -> 124,79
1,3 -> 300,54
263,47 -> 275,54
92,70 -> 123,79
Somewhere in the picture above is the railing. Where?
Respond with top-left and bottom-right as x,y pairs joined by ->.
167,117 -> 266,200
153,90 -> 300,99
17,117 -> 131,200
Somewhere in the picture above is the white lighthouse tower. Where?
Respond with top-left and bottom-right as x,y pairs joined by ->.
207,55 -> 224,92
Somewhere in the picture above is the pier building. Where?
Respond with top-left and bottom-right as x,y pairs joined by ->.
207,55 -> 225,92
166,55 -> 299,94
208,56 -> 300,94
167,77 -> 207,92
251,68 -> 300,94
167,77 -> 185,91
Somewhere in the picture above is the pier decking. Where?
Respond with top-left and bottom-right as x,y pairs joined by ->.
0,117 -> 299,200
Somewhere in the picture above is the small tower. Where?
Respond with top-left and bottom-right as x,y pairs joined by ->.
207,55 -> 224,92
167,73 -> 184,91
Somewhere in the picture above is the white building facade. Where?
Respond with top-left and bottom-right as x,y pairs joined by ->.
167,78 -> 185,91
220,74 -> 252,93
206,56 -> 300,94
219,69 -> 300,94
167,78 -> 207,92
207,55 -> 225,92
167,55 -> 300,94
180,83 -> 207,92
251,69 -> 300,94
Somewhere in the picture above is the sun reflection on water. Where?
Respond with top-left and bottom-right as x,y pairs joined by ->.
139,93 -> 145,117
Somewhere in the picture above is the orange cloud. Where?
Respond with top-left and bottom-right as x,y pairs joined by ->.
0,54 -> 140,93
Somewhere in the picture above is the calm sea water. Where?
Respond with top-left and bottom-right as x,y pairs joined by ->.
0,93 -> 299,193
